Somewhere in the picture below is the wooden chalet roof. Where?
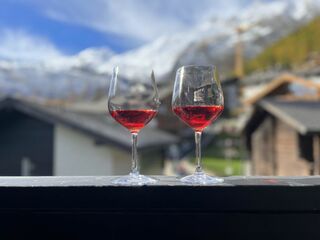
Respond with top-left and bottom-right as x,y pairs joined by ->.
244,74 -> 320,106
244,98 -> 320,138
243,97 -> 320,152
260,99 -> 320,134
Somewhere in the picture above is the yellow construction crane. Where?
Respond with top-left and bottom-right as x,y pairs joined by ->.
234,23 -> 255,78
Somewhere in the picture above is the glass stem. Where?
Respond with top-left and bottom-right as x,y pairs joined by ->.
131,133 -> 139,176
195,131 -> 203,174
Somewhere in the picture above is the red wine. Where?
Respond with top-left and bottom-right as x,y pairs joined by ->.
110,109 -> 157,133
173,105 -> 223,132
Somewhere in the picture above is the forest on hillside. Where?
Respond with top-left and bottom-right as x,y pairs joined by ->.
245,16 -> 320,73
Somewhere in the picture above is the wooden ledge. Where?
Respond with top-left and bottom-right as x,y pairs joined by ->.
1,176 -> 320,239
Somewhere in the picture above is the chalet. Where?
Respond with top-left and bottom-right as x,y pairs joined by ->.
244,74 -> 320,176
0,96 -> 177,176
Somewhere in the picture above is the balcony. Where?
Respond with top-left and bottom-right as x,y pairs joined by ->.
2,176 -> 320,239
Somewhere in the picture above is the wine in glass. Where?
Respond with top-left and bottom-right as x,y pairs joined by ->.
172,65 -> 224,184
108,67 -> 160,185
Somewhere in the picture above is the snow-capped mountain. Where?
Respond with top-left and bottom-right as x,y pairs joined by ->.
0,0 -> 319,99
0,47 -> 114,99
99,0 -> 320,82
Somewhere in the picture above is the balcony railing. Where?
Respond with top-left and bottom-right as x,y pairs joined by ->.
1,176 -> 320,239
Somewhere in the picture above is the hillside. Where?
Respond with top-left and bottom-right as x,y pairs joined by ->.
246,16 -> 320,73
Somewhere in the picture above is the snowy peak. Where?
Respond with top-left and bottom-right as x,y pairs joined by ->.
73,47 -> 115,67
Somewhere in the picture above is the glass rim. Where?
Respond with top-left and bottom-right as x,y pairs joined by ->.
176,65 -> 216,73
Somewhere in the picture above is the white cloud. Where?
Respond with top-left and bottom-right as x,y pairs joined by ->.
32,0 -> 247,42
0,28 -> 118,73
0,29 -> 63,62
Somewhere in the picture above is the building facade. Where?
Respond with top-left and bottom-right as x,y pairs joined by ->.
0,97 -> 177,176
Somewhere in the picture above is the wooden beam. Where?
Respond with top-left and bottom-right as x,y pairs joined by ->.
313,135 -> 320,175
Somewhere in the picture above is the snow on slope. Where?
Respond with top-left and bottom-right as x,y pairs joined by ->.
98,0 -> 320,82
97,16 -> 235,81
0,0 -> 319,99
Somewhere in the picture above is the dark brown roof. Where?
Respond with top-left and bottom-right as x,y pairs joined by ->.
0,97 -> 178,151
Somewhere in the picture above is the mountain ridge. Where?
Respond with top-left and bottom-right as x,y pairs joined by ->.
0,0 -> 319,100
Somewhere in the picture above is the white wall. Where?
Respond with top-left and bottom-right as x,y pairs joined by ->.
53,125 -> 130,176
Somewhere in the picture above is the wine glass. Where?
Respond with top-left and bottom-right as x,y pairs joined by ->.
172,65 -> 224,184
108,67 -> 160,185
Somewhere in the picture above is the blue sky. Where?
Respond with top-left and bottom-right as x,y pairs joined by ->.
0,0 -> 272,58
0,0 -> 141,54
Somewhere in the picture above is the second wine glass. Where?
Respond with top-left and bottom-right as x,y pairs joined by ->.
172,65 -> 224,184
108,67 -> 160,185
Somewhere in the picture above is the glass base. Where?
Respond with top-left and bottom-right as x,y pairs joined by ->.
180,172 -> 223,185
111,173 -> 157,186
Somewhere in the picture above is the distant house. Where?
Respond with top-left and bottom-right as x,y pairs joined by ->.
221,77 -> 240,116
0,97 -> 177,176
244,74 -> 320,176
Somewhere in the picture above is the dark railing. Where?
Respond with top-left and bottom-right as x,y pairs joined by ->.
1,176 -> 320,240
